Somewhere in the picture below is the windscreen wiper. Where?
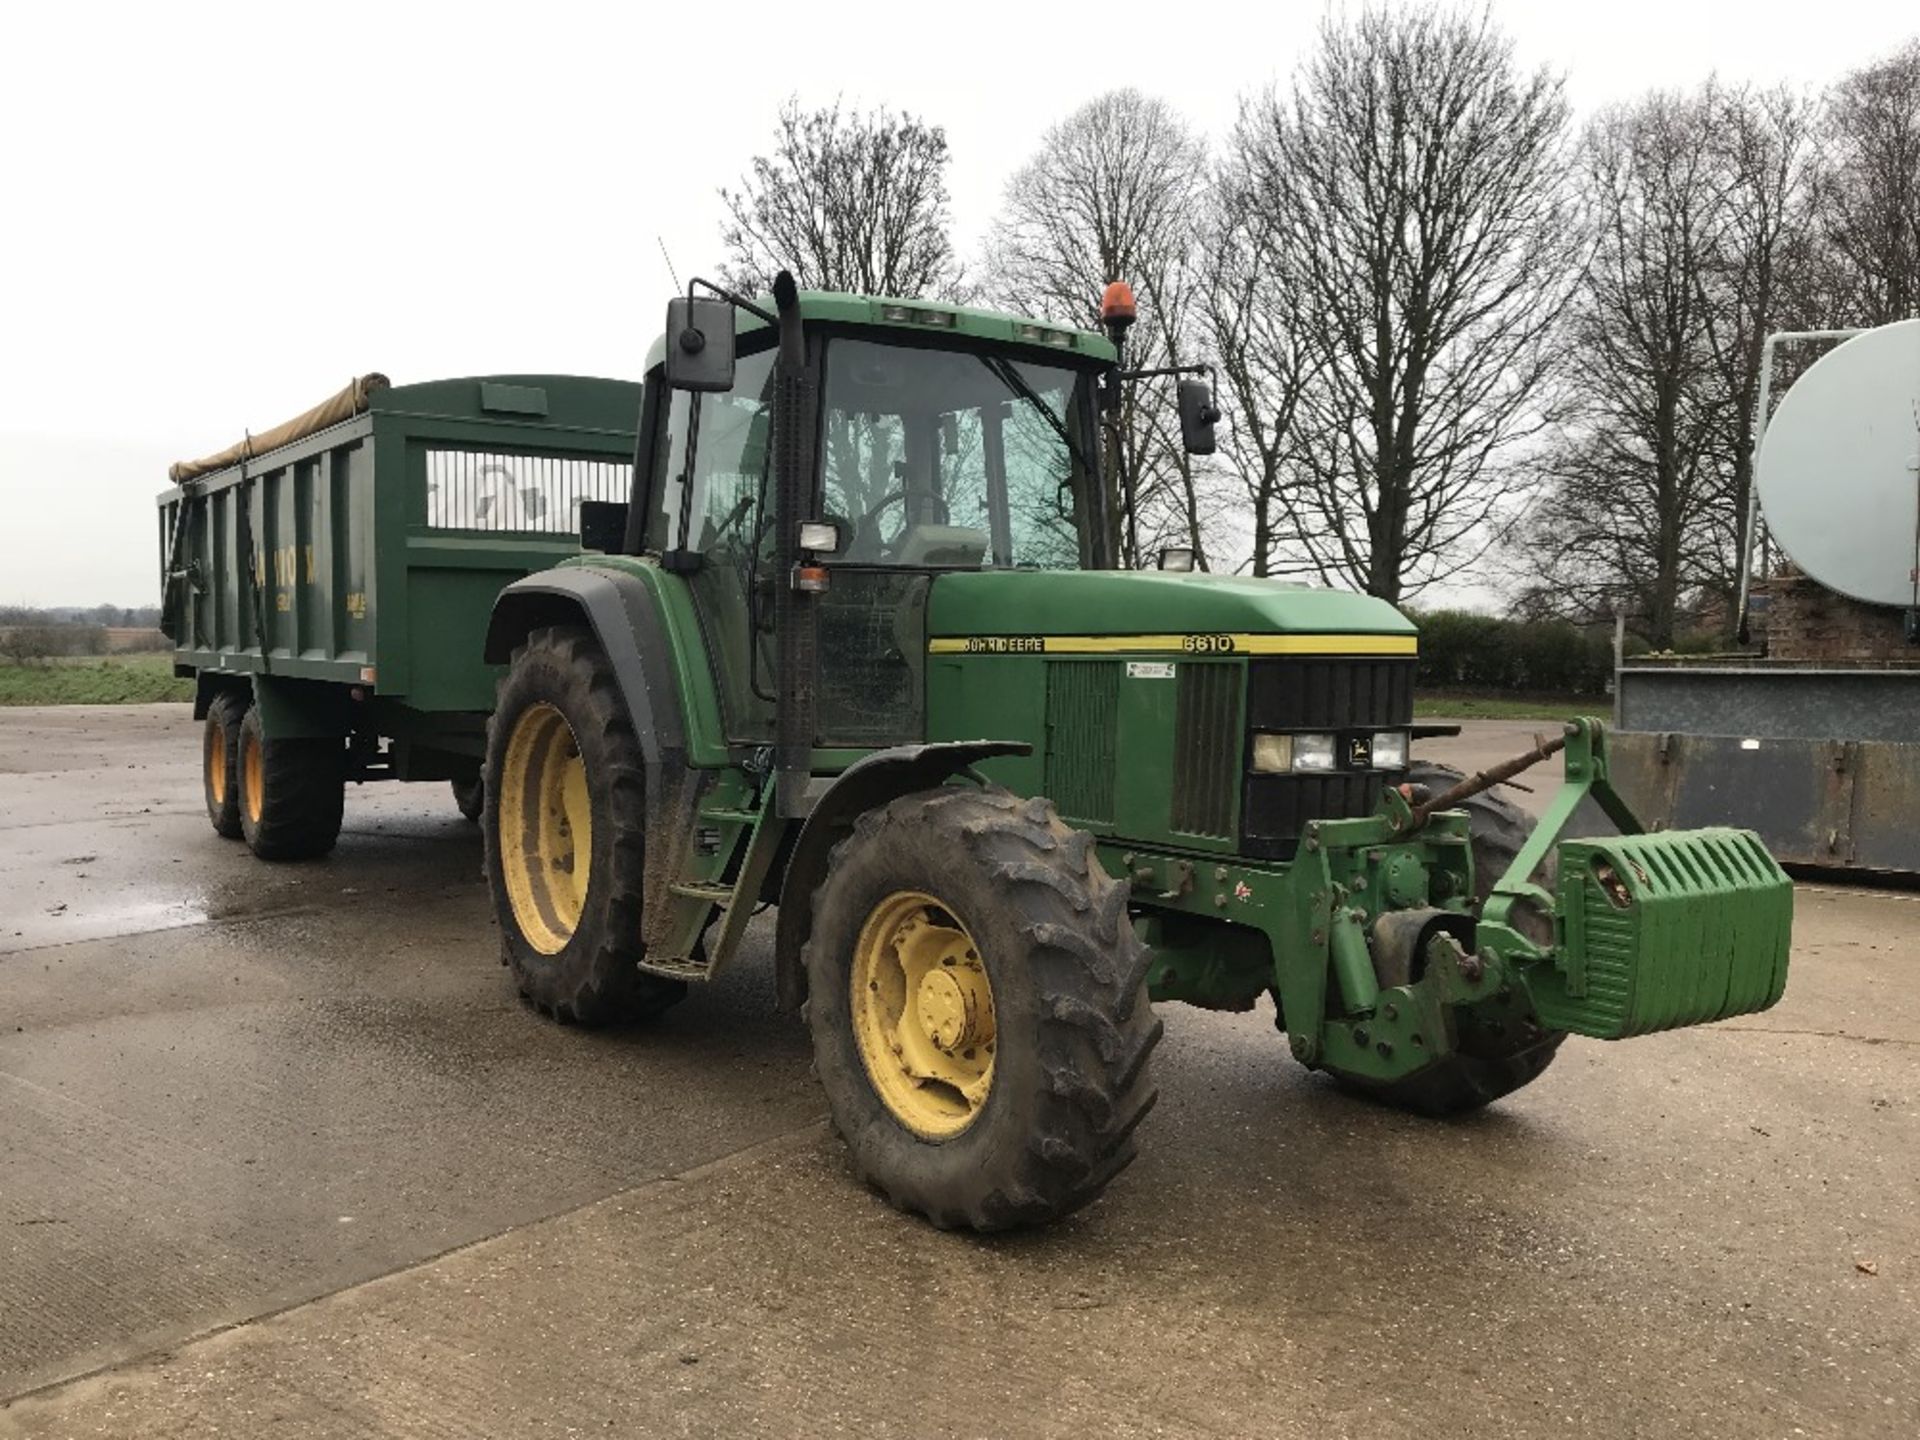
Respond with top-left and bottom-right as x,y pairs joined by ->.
979,356 -> 1096,481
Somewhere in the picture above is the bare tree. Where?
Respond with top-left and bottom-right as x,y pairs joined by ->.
983,89 -> 1213,567
1816,40 -> 1920,325
1203,149 -> 1318,576
1234,5 -> 1577,603
719,99 -> 960,298
1513,93 -> 1729,646
1695,84 -> 1822,627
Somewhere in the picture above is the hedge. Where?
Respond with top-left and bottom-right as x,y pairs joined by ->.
1407,610 -> 1614,697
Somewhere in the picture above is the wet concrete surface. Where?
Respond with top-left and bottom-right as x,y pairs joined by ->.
1,706 -> 1915,1437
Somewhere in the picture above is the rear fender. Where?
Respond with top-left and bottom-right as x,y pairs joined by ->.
484,570 -> 687,773
772,740 -> 1029,1012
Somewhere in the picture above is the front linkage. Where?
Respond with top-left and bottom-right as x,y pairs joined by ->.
1124,719 -> 1794,1104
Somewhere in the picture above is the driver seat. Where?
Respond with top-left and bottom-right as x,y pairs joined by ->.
892,524 -> 988,568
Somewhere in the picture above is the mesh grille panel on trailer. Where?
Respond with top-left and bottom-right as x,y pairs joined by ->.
424,450 -> 631,533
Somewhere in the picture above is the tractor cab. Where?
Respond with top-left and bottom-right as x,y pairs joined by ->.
629,283 -> 1128,758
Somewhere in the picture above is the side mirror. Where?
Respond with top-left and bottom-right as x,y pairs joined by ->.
665,296 -> 735,392
1178,378 -> 1220,456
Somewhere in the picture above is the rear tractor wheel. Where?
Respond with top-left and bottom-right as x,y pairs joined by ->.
803,787 -> 1161,1230
202,691 -> 247,839
483,625 -> 685,1026
1327,760 -> 1565,1117
236,703 -> 345,861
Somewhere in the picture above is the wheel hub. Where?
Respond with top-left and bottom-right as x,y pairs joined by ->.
849,891 -> 997,1140
498,702 -> 592,955
915,965 -> 994,1053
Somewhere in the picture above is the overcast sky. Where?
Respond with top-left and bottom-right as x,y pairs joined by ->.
3,0 -> 1914,607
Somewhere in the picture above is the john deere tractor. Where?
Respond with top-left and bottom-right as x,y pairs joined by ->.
481,273 -> 1793,1230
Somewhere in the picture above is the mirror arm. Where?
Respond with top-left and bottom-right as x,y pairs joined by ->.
1115,362 -> 1214,383
685,276 -> 777,327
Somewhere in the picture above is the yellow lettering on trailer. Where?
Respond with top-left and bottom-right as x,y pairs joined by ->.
304,545 -> 316,583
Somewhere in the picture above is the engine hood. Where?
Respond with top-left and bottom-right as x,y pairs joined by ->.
925,571 -> 1416,653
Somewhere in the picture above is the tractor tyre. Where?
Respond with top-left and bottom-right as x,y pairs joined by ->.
803,786 -> 1161,1231
452,774 -> 484,823
235,704 -> 345,861
483,624 -> 685,1027
1333,760 -> 1565,1117
202,691 -> 247,839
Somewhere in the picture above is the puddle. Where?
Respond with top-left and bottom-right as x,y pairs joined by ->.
1,897 -> 210,954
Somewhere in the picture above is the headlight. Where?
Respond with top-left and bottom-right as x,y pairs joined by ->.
1251,733 -> 1293,773
1370,730 -> 1409,769
1291,733 -> 1337,772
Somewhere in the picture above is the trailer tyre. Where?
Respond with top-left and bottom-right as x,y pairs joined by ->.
236,704 -> 345,861
452,775 -> 484,823
484,625 -> 685,1027
803,786 -> 1161,1231
202,691 -> 247,839
1333,760 -> 1566,1117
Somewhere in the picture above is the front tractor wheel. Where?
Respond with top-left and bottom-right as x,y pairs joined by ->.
804,787 -> 1162,1231
484,625 -> 685,1026
1330,761 -> 1566,1117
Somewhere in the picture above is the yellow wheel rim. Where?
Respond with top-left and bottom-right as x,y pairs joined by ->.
208,721 -> 229,807
850,890 -> 996,1140
240,726 -> 264,823
499,702 -> 592,955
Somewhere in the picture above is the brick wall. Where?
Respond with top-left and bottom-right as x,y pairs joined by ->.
1756,567 -> 1915,662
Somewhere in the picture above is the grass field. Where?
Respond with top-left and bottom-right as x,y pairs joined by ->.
1415,693 -> 1604,721
0,654 -> 195,706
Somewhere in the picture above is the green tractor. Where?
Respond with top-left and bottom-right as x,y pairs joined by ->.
481,273 -> 1793,1229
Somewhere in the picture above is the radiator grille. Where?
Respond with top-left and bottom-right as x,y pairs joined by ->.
425,449 -> 631,533
1247,657 -> 1414,729
1044,662 -> 1119,824
1240,656 -> 1415,860
1172,663 -> 1242,838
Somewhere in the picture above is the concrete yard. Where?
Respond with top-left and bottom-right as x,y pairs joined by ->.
1,706 -> 1914,1437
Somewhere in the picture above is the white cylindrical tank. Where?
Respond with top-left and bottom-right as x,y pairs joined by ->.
1757,318 -> 1920,609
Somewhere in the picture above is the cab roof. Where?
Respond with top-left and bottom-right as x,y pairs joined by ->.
640,290 -> 1119,374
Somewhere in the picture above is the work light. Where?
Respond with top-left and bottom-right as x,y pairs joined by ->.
1291,734 -> 1337,772
1251,733 -> 1293,773
1371,730 -> 1409,769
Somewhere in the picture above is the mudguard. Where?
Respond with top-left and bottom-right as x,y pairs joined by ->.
484,568 -> 687,774
772,739 -> 1031,1012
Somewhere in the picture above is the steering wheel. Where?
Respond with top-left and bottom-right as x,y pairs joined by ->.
856,489 -> 950,560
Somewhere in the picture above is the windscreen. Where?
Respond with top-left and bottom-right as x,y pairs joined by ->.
819,338 -> 1101,570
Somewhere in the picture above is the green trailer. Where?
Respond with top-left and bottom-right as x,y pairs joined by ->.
160,280 -> 1795,1230
159,372 -> 640,852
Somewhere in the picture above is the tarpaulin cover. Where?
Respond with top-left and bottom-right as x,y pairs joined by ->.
168,373 -> 390,482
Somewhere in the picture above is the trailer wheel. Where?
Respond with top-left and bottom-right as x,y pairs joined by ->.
803,786 -> 1161,1230
235,704 -> 345,861
1332,760 -> 1565,1116
202,691 -> 247,839
484,625 -> 685,1026
451,775 -> 484,823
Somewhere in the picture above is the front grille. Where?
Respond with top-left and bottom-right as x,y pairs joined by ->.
1172,663 -> 1241,837
1246,656 -> 1413,729
1241,657 -> 1415,860
1045,661 -> 1119,824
